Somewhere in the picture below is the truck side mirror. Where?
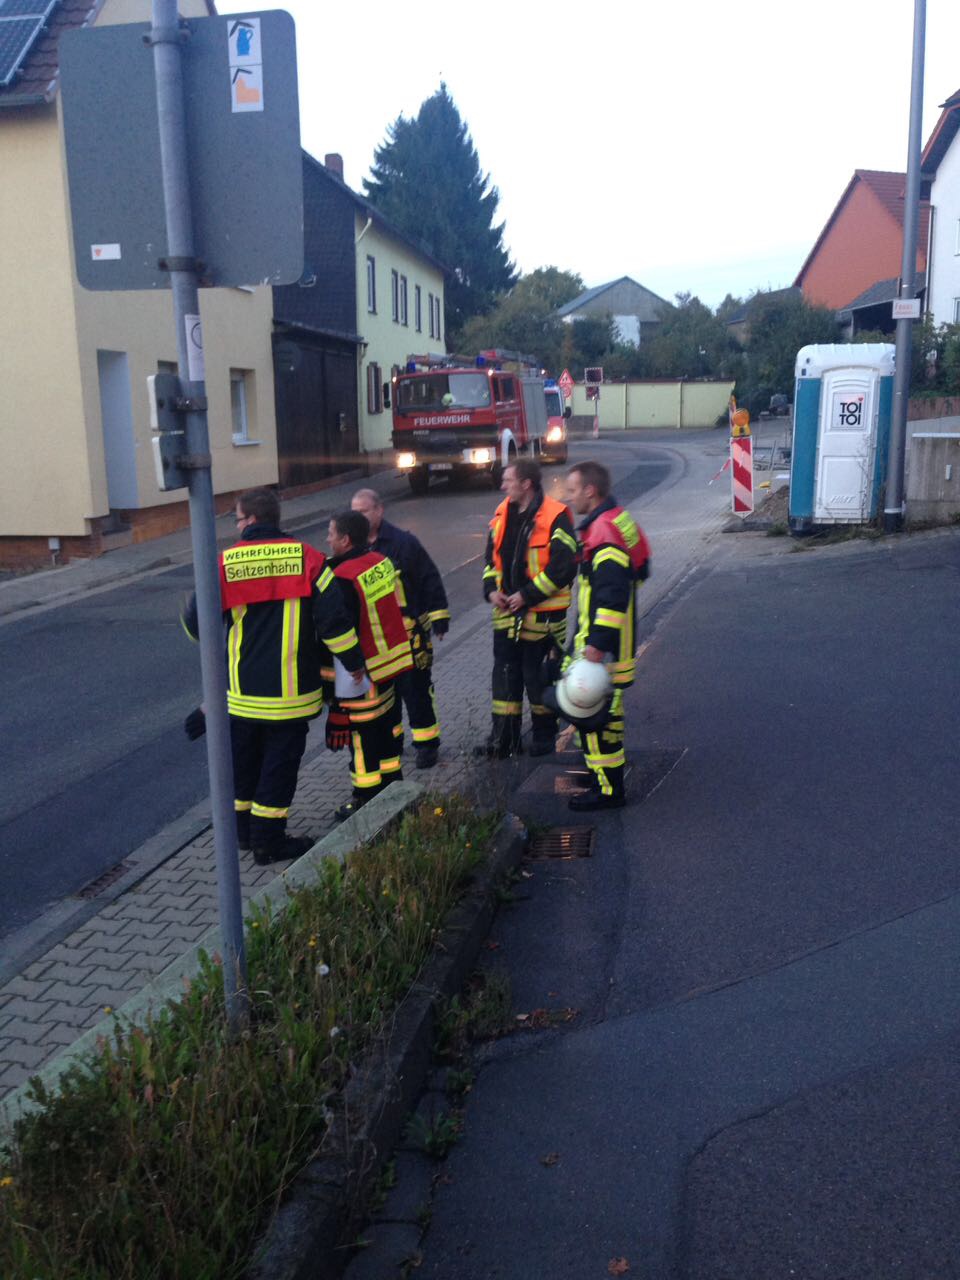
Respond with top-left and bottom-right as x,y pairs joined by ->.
382,382 -> 391,409
564,405 -> 572,419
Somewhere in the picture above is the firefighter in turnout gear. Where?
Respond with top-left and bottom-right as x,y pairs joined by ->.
324,509 -> 414,823
181,488 -> 364,864
563,460 -> 650,811
351,488 -> 450,770
479,457 -> 577,757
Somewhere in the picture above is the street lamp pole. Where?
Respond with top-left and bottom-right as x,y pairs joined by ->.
885,0 -> 927,532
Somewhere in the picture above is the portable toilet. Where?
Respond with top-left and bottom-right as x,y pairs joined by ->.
789,343 -> 896,533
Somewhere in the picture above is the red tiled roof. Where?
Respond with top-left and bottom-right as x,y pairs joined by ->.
0,0 -> 217,108
794,169 -> 931,287
0,1 -> 99,106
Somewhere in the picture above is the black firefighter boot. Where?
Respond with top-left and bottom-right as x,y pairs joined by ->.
568,765 -> 625,812
250,816 -> 313,866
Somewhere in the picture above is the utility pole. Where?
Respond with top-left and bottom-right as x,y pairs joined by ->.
884,0 -> 926,532
149,0 -> 248,1028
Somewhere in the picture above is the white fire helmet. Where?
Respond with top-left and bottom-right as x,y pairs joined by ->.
553,658 -> 612,723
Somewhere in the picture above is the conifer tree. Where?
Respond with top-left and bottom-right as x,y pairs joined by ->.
363,85 -> 517,348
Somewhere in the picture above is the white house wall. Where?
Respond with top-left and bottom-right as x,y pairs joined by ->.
355,216 -> 445,455
928,131 -> 960,327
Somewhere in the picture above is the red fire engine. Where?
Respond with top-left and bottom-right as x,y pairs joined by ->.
391,349 -> 549,495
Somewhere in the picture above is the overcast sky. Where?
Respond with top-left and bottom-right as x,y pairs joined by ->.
242,0 -> 960,310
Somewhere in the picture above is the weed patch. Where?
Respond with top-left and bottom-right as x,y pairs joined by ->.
0,796 -> 498,1280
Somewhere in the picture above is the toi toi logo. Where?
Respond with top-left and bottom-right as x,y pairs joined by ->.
838,398 -> 863,427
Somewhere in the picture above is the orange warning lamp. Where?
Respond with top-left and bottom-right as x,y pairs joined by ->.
731,408 -> 750,437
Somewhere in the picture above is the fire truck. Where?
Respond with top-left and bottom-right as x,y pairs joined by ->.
391,349 -> 549,495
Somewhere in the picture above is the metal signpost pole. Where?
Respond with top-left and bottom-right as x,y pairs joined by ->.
885,0 -> 926,532
150,0 -> 248,1028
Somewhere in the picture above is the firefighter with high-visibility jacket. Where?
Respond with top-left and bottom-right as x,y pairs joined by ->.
181,487 -> 364,864
351,488 -> 450,770
562,460 -> 650,811
479,457 -> 577,757
323,509 -> 414,822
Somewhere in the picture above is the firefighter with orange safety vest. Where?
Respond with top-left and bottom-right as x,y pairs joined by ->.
181,487 -> 365,864
561,460 -> 650,811
479,457 -> 577,758
323,509 -> 414,822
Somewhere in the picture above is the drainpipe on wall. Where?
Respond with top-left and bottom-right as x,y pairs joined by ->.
677,377 -> 684,430
355,215 -> 372,245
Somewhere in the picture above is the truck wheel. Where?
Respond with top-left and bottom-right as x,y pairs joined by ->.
408,467 -> 429,497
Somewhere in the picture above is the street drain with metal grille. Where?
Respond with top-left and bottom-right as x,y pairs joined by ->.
76,859 -> 133,899
526,826 -> 595,860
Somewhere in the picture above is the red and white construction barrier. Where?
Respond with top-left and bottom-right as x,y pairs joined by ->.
730,435 -> 753,514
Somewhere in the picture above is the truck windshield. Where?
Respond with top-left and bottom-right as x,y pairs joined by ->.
544,389 -> 563,417
397,372 -> 491,412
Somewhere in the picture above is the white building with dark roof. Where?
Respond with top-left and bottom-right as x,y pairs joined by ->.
554,276 -> 670,346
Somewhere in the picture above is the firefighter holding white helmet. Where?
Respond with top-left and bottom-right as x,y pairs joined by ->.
559,460 -> 650,811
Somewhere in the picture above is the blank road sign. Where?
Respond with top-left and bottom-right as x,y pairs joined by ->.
60,10 -> 303,291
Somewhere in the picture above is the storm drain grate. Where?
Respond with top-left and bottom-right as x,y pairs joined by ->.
76,859 -> 133,899
527,826 -> 595,859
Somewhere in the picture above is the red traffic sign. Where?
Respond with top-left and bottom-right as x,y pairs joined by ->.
558,368 -> 574,399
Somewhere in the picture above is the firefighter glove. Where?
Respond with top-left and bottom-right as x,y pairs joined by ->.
184,707 -> 206,741
432,618 -> 449,638
326,707 -> 351,752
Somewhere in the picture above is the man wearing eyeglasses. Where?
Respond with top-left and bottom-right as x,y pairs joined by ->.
181,487 -> 364,864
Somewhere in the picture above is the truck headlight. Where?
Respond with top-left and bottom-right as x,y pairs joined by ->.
468,447 -> 494,464
546,425 -> 564,442
397,451 -> 417,469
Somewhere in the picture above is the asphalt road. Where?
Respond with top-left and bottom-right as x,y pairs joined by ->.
0,437 -> 670,942
415,527 -> 960,1279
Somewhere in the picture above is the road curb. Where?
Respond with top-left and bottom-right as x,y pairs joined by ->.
246,811 -> 527,1280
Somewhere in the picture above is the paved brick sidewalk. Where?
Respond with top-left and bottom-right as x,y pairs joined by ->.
0,434 -> 731,1102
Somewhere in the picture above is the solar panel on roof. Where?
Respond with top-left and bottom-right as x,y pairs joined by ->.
0,0 -> 57,88
0,0 -> 56,16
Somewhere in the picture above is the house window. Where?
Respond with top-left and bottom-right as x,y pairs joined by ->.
955,219 -> 960,255
391,269 -> 399,322
366,255 -> 377,313
367,361 -> 383,414
433,295 -> 442,343
954,298 -> 960,323
428,292 -> 435,338
231,370 -> 257,444
400,275 -> 408,326
415,285 -> 422,332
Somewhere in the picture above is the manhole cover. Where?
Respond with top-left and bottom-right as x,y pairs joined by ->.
76,859 -> 133,899
527,826 -> 595,859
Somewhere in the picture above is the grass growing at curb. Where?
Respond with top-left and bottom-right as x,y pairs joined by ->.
0,796 -> 498,1280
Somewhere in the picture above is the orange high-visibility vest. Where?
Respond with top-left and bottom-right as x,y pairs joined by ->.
489,494 -> 572,612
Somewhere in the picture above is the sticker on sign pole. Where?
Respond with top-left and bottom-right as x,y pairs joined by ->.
229,18 -> 263,112
185,313 -> 205,383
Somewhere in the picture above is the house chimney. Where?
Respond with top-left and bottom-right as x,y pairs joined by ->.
324,153 -> 344,179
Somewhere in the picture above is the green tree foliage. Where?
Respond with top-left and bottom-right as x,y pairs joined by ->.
560,315 -> 620,381
632,292 -> 736,380
737,291 -> 839,414
363,85 -> 517,348
459,267 -> 584,371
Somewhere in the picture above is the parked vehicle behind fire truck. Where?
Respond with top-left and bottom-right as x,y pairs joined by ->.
542,379 -> 570,465
391,350 -> 549,495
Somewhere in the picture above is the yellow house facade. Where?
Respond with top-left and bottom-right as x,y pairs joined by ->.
354,212 -> 445,457
0,0 -> 278,567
